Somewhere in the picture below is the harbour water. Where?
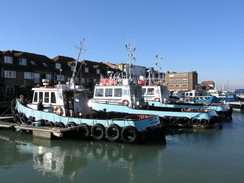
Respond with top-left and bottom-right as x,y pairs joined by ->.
0,110 -> 244,183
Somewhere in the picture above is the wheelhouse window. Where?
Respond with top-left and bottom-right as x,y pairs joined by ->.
44,92 -> 49,103
142,88 -> 146,95
114,88 -> 122,97
105,88 -> 112,97
95,88 -> 104,97
147,88 -> 154,95
51,92 -> 56,103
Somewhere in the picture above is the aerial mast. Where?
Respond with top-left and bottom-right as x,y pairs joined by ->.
125,44 -> 136,80
155,54 -> 166,82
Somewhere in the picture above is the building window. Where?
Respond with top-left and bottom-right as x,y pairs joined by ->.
182,84 -> 188,87
19,58 -> 27,65
3,70 -> 16,78
6,86 -> 14,96
182,73 -> 188,77
84,67 -> 89,73
71,66 -> 75,71
182,79 -> 188,82
175,79 -> 181,82
46,74 -> 52,80
34,73 -> 40,83
30,61 -> 37,66
169,79 -> 174,83
43,63 -> 48,67
169,84 -> 174,87
96,69 -> 100,74
169,74 -> 174,77
4,56 -> 13,64
57,75 -> 65,81
175,74 -> 181,77
81,78 -> 85,84
55,63 -> 61,69
24,72 -> 34,79
176,84 -> 181,87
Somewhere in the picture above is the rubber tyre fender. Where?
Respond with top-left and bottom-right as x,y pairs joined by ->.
105,124 -> 122,142
191,118 -> 199,125
91,123 -> 106,140
65,122 -> 77,128
200,119 -> 207,125
169,117 -> 177,124
46,121 -> 55,127
77,123 -> 91,138
121,126 -> 139,144
55,122 -> 65,128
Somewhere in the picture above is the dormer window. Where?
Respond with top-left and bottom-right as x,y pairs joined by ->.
4,56 -> 13,64
42,63 -> 48,67
56,63 -> 61,69
19,58 -> 27,65
30,61 -> 37,66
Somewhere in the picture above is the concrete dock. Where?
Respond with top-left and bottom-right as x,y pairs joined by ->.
0,116 -> 76,139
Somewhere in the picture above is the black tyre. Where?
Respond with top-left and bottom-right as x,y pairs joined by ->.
105,124 -> 121,142
121,126 -> 139,144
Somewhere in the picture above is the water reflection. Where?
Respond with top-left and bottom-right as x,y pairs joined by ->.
0,129 -> 166,182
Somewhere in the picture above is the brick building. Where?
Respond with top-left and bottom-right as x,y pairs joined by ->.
165,71 -> 198,91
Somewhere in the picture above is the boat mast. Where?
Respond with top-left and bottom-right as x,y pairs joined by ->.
70,39 -> 86,88
155,54 -> 166,83
125,44 -> 136,80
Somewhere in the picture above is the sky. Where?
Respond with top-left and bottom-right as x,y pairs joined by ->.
1,0 -> 244,90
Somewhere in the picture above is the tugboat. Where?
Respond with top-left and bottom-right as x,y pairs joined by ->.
139,77 -> 232,120
88,74 -> 221,129
10,40 -> 165,144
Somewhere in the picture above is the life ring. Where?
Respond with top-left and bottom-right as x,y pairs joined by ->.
77,123 -> 91,138
105,124 -> 121,142
154,97 -> 160,102
122,99 -> 129,106
53,106 -> 63,116
91,123 -> 105,140
121,126 -> 139,144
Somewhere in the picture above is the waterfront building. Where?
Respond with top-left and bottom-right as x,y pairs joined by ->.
165,71 -> 198,91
